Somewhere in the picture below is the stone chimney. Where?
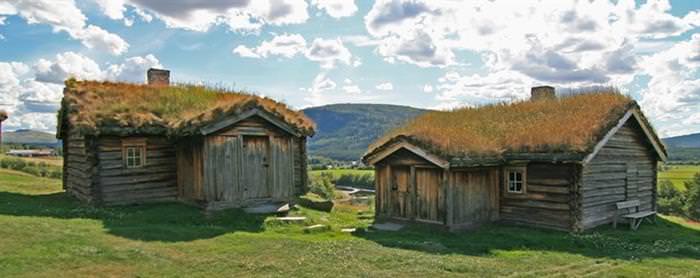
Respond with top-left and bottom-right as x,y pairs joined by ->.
147,68 -> 170,86
531,86 -> 555,101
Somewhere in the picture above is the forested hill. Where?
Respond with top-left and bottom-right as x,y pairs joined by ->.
302,103 -> 429,161
663,132 -> 700,162
2,129 -> 59,146
664,133 -> 700,148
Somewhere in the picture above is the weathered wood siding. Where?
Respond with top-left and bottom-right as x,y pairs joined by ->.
373,149 -> 445,223
177,138 -> 204,201
581,120 -> 657,230
96,136 -> 178,205
500,163 -> 575,231
449,168 -> 499,228
63,132 -> 98,203
201,116 -> 300,210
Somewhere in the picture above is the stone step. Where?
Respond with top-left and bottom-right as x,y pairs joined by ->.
244,202 -> 290,214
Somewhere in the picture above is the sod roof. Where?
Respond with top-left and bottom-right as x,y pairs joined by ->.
57,80 -> 315,137
366,91 -> 653,162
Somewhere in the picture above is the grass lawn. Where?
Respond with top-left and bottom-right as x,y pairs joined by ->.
309,168 -> 374,177
0,168 -> 698,277
659,164 -> 700,190
0,154 -> 64,167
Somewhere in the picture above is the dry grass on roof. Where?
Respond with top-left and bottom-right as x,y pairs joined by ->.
60,80 -> 314,136
370,91 -> 635,157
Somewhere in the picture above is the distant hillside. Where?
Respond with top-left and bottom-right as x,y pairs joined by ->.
663,132 -> 700,162
303,103 -> 429,161
2,129 -> 59,146
664,133 -> 700,148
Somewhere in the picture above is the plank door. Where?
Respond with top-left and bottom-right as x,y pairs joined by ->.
390,166 -> 412,219
242,135 -> 271,199
415,167 -> 443,223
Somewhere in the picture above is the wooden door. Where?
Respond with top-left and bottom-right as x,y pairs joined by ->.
415,167 -> 443,223
242,135 -> 271,199
390,166 -> 412,219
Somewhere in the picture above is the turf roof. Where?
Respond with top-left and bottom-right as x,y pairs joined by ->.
57,79 -> 315,137
366,91 -> 644,161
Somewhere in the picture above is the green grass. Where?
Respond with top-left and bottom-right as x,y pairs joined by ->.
659,165 -> 700,190
310,168 -> 374,177
0,168 -> 699,277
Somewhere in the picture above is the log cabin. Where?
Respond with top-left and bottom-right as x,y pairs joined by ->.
57,69 -> 315,210
362,86 -> 667,232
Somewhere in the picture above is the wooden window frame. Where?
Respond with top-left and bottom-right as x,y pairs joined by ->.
504,167 -> 526,194
122,138 -> 147,169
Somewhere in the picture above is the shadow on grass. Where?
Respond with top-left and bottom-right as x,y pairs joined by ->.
0,191 -> 269,242
354,219 -> 700,261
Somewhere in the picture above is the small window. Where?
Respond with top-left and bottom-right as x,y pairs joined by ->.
122,139 -> 146,169
505,168 -> 526,194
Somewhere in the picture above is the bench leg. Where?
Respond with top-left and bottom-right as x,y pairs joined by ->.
613,216 -> 618,229
629,218 -> 635,230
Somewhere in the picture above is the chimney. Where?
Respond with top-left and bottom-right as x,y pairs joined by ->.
147,68 -> 170,86
531,86 -> 555,101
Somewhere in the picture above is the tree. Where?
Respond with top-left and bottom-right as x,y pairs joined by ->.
657,180 -> 685,215
684,173 -> 700,220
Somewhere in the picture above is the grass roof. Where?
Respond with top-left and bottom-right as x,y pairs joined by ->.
367,91 -> 637,160
58,80 -> 315,137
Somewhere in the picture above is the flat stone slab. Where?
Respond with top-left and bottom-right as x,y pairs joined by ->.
273,216 -> 307,222
304,224 -> 329,233
244,203 -> 290,214
371,222 -> 404,231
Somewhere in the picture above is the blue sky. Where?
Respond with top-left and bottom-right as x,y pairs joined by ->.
0,0 -> 699,137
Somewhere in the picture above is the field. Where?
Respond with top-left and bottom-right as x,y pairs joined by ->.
658,165 -> 700,190
0,154 -> 63,167
0,168 -> 698,277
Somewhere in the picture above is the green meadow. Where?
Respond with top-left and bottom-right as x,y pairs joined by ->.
0,168 -> 698,277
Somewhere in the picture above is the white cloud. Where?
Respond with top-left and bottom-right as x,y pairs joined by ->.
362,0 -> 697,84
423,84 -> 433,93
2,0 -> 129,55
34,52 -> 104,84
1,53 -> 164,132
375,82 -> 393,91
342,85 -> 361,94
305,38 -> 353,69
233,33 -> 307,59
93,0 -> 309,33
105,54 -> 162,82
312,0 -> 357,19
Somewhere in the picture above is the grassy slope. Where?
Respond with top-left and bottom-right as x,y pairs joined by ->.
658,165 -> 700,190
0,154 -> 64,167
0,169 -> 698,277
303,103 -> 428,161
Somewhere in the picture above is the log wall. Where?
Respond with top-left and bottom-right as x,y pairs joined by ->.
499,163 -> 576,231
96,136 -> 178,205
580,120 -> 657,230
448,168 -> 499,229
63,132 -> 99,203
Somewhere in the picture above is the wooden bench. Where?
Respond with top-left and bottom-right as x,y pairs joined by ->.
613,200 -> 656,231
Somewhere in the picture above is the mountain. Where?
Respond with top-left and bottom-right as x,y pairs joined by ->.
663,133 -> 700,148
1,129 -> 59,146
302,103 -> 429,161
663,132 -> 700,162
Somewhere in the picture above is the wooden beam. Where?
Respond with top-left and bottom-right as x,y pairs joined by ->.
583,108 -> 667,164
200,108 -> 301,137
365,140 -> 449,168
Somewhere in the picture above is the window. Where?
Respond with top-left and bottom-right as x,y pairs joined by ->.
122,139 -> 146,169
505,168 -> 525,194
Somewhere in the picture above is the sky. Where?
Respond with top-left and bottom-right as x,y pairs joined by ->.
0,0 -> 699,138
